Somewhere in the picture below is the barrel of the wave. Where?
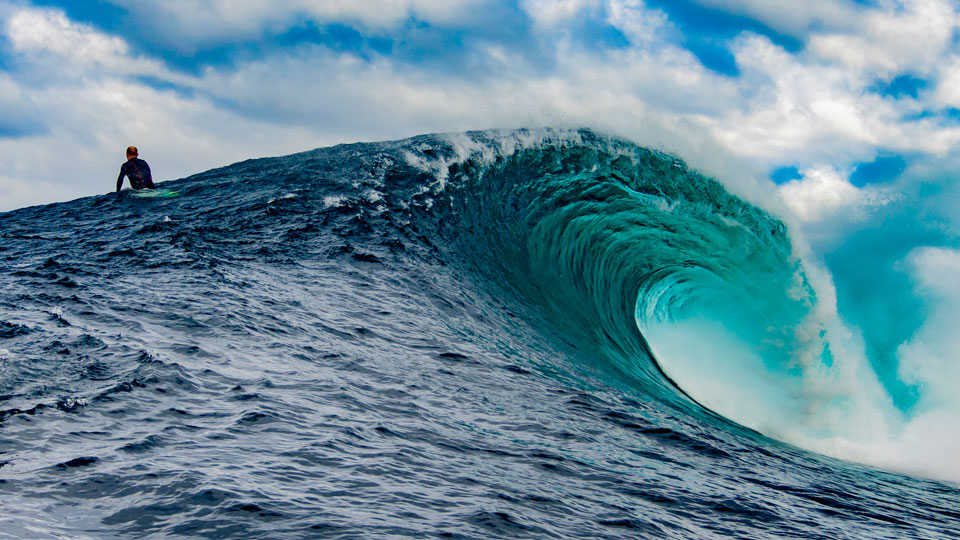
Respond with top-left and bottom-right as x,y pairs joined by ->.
446,139 -> 823,417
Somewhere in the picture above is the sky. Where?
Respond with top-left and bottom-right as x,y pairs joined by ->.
2,0 -> 960,480
0,0 -> 958,214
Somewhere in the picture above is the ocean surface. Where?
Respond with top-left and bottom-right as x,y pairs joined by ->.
1,129 -> 958,539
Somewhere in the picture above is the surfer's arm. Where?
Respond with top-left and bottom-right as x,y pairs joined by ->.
116,168 -> 126,192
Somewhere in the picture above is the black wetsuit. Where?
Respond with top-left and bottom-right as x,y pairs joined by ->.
117,158 -> 155,191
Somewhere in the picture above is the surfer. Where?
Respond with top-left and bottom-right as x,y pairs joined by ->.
116,146 -> 155,191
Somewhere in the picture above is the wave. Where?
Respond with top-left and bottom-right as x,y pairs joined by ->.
1,127 -> 955,487
429,130 -> 811,405
387,128 -> 956,483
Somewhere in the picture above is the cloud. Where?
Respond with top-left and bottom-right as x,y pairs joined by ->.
808,0 -> 957,76
2,0 -> 959,215
4,8 -> 190,84
605,0 -> 668,45
7,9 -> 128,65
0,7 -> 321,210
0,2 -> 745,211
706,32 -> 960,165
522,0 -> 602,28
931,56 -> 960,109
0,0 -> 958,212
0,72 -> 44,137
97,0 -> 491,54
778,166 -> 865,222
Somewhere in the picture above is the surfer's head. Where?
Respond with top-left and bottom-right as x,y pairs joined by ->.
126,146 -> 138,159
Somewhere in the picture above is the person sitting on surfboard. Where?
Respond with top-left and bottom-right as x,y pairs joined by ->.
116,146 -> 155,191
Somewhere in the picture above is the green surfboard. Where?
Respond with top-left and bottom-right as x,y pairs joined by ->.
132,188 -> 179,198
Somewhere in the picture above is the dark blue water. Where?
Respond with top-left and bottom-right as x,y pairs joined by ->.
1,129 -> 958,539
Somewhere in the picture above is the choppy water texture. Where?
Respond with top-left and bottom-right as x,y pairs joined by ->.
1,129 -> 958,539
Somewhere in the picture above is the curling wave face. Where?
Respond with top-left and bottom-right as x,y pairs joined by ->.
438,133 -> 817,407
0,129 -> 957,538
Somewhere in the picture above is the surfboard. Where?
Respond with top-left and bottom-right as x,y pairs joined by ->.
132,188 -> 180,198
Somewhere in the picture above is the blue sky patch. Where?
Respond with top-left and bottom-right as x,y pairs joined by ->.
644,0 -> 803,75
275,22 -> 383,61
770,166 -> 803,184
686,38 -> 739,76
30,0 -> 126,31
646,0 -> 804,51
873,74 -> 927,99
849,154 -> 907,187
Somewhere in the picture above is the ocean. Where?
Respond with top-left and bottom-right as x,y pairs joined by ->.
1,129 -> 958,539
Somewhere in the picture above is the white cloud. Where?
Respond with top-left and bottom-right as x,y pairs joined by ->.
5,8 -> 190,85
605,0 -> 669,45
7,9 -> 128,64
0,3 -> 755,210
0,7 -> 323,210
0,75 -> 319,211
778,166 -> 859,222
689,28 -> 960,172
522,0 -> 601,27
808,0 -> 958,77
0,71 -> 40,131
104,0 -> 488,49
931,55 -> 960,108
1,0 -> 960,217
